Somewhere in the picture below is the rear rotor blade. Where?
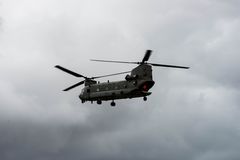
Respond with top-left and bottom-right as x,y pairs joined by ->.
90,59 -> 139,64
63,81 -> 85,91
149,63 -> 189,69
141,50 -> 152,63
92,71 -> 131,79
55,65 -> 86,78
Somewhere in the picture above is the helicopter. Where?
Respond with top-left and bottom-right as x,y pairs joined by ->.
55,50 -> 189,106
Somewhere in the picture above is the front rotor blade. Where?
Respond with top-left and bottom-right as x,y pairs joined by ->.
63,81 -> 85,91
149,63 -> 189,69
90,59 -> 138,64
55,65 -> 86,78
92,71 -> 131,79
141,50 -> 152,63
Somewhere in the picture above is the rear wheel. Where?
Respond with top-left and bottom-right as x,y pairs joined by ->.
143,96 -> 147,101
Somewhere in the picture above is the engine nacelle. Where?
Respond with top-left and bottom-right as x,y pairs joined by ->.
125,74 -> 138,81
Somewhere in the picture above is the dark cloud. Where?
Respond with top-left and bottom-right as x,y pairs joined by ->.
1,0 -> 240,160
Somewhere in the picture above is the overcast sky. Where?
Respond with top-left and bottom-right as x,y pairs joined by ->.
1,0 -> 240,160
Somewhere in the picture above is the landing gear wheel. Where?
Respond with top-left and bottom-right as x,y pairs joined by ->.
97,100 -> 102,105
143,96 -> 147,101
111,101 -> 116,107
81,100 -> 85,103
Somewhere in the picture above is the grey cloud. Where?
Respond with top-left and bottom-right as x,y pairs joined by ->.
1,0 -> 240,160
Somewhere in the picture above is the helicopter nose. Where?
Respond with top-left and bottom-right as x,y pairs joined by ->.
79,94 -> 83,100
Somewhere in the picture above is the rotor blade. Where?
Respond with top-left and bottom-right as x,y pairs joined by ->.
149,63 -> 189,69
63,81 -> 85,91
90,59 -> 139,64
142,50 -> 152,63
92,71 -> 131,79
55,65 -> 86,78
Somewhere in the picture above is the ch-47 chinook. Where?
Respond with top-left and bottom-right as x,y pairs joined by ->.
55,50 -> 189,106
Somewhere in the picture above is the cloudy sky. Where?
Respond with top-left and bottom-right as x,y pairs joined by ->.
1,0 -> 240,159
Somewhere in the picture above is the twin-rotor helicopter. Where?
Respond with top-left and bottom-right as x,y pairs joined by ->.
55,50 -> 189,106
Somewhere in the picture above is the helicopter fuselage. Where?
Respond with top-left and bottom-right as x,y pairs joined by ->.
79,79 -> 155,102
79,64 -> 155,104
